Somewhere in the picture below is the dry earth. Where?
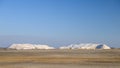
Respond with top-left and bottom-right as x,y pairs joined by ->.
0,49 -> 120,68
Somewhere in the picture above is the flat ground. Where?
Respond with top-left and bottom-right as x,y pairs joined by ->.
0,49 -> 120,68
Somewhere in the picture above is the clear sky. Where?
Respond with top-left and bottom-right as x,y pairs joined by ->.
0,0 -> 120,48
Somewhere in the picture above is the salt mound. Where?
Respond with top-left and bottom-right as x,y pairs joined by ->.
9,44 -> 35,50
34,45 -> 54,49
9,43 -> 111,50
60,43 -> 111,49
9,44 -> 55,50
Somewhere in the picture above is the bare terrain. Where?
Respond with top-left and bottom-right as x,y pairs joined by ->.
0,49 -> 120,68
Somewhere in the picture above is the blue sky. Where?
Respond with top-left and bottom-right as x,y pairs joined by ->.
0,0 -> 120,48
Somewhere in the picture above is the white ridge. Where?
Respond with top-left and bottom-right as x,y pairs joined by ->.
60,43 -> 111,49
9,44 -> 55,50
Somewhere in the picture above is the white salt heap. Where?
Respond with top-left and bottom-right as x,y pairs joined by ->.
9,43 -> 111,50
34,45 -> 54,49
9,44 -> 54,50
60,43 -> 111,49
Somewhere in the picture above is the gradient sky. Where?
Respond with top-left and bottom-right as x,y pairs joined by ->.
0,0 -> 120,48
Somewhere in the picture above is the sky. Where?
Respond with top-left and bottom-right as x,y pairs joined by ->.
0,0 -> 120,48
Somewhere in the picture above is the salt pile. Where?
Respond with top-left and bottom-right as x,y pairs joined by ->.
9,44 -> 54,50
9,43 -> 111,50
60,43 -> 111,49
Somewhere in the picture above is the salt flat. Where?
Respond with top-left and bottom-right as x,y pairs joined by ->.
0,49 -> 120,68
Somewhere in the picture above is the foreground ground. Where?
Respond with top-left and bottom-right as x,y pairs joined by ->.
0,49 -> 120,68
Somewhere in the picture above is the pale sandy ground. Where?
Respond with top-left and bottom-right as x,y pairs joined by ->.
0,49 -> 120,68
0,63 -> 120,68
